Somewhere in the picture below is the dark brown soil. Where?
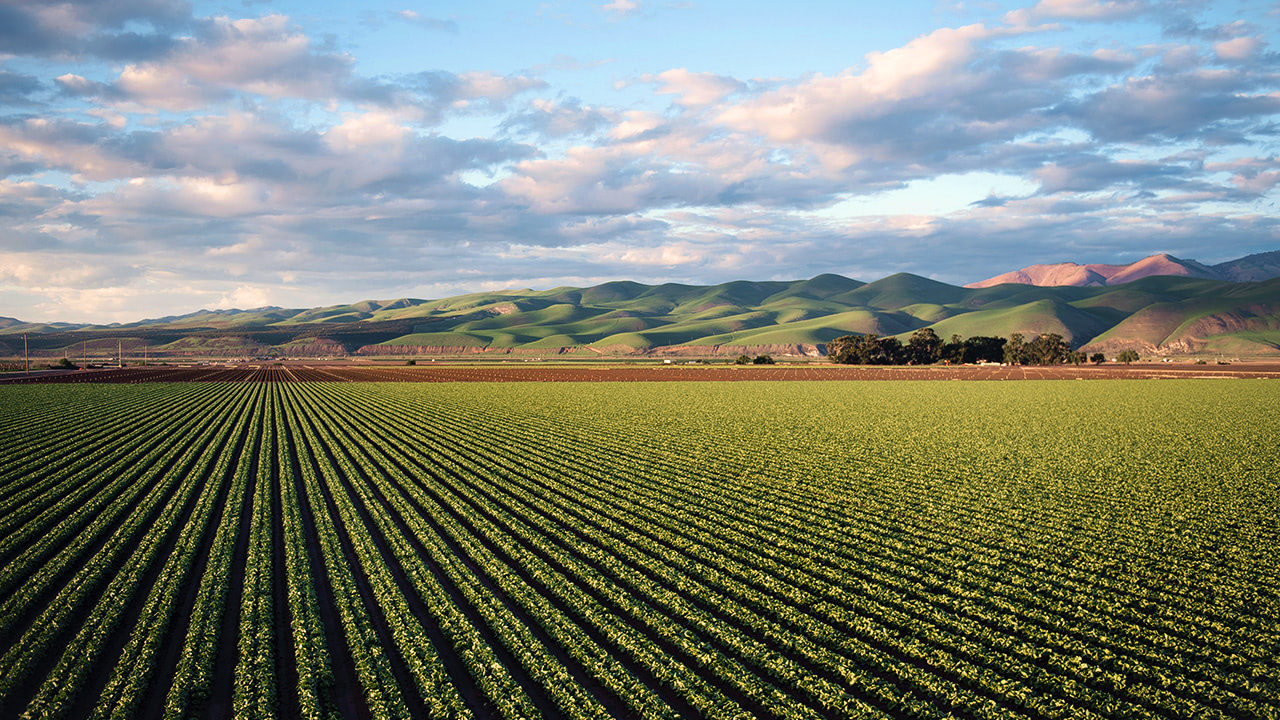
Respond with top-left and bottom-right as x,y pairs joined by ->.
4,362 -> 1279,384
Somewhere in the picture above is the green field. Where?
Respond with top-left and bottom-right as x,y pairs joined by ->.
0,380 -> 1278,719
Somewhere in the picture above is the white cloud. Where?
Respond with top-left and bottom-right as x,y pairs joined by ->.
76,14 -> 357,111
396,9 -> 458,32
717,24 -> 1007,144
600,0 -> 641,18
1007,0 -> 1148,24
1214,36 -> 1263,61
455,71 -> 545,102
0,118 -> 146,181
645,69 -> 745,108
3,3 -> 1280,324
213,284 -> 274,309
53,73 -> 97,94
324,111 -> 412,152
501,98 -> 613,137
1207,157 -> 1280,196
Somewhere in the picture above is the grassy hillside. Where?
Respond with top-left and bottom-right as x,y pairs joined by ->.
1082,278 -> 1280,355
925,298 -> 1111,345
7,274 -> 1280,358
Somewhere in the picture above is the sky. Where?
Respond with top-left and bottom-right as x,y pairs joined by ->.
1,0 -> 1278,323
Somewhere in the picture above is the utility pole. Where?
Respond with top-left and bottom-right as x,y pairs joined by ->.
82,340 -> 87,369
24,333 -> 28,375
118,339 -> 122,369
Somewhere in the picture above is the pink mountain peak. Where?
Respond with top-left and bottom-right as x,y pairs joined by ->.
965,253 -> 1218,288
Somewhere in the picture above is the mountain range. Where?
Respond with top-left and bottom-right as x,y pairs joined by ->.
4,250 -> 1280,359
966,250 -> 1280,288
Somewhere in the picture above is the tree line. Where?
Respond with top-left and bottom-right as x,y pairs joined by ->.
827,329 -> 1136,366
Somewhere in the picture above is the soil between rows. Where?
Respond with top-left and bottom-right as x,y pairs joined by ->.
3,361 -> 1280,384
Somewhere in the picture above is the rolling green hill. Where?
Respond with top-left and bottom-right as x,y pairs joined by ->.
7,274 -> 1280,358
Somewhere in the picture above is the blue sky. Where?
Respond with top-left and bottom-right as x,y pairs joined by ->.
1,0 -> 1278,322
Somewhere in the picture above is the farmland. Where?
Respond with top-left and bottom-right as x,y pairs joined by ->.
4,361 -> 1280,385
0,379 -> 1278,719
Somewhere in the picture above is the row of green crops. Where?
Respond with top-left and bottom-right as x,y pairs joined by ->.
0,379 -> 1277,719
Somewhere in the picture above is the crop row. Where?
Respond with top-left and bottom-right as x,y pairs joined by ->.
0,379 -> 1275,720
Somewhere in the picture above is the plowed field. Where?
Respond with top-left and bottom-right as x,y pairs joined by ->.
3,361 -> 1279,384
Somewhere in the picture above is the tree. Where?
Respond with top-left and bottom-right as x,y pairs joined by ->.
1004,333 -> 1026,365
872,337 -> 905,365
827,335 -> 857,364
826,334 -> 905,365
1067,351 -> 1087,366
963,336 -> 1007,364
1117,349 -> 1140,364
907,328 -> 943,365
828,334 -> 878,364
829,332 -> 1011,366
1023,333 -> 1071,365
752,354 -> 775,365
851,334 -> 879,364
734,354 -> 751,365
405,359 -> 417,366
939,334 -> 965,365
1090,352 -> 1105,364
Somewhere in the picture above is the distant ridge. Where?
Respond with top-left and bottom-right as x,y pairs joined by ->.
966,253 -> 1231,288
1215,250 -> 1280,283
5,266 -> 1280,358
968,250 -> 1280,289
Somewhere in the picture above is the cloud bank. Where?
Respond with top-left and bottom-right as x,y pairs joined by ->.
0,0 -> 1277,322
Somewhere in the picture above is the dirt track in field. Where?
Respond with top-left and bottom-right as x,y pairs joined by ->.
3,362 -> 1280,384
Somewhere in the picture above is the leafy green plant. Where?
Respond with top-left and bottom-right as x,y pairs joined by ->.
2,379 -> 1277,720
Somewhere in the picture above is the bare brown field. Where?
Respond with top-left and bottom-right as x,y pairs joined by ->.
3,361 -> 1280,384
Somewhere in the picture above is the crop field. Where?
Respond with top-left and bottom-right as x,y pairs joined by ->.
0,379 -> 1277,720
